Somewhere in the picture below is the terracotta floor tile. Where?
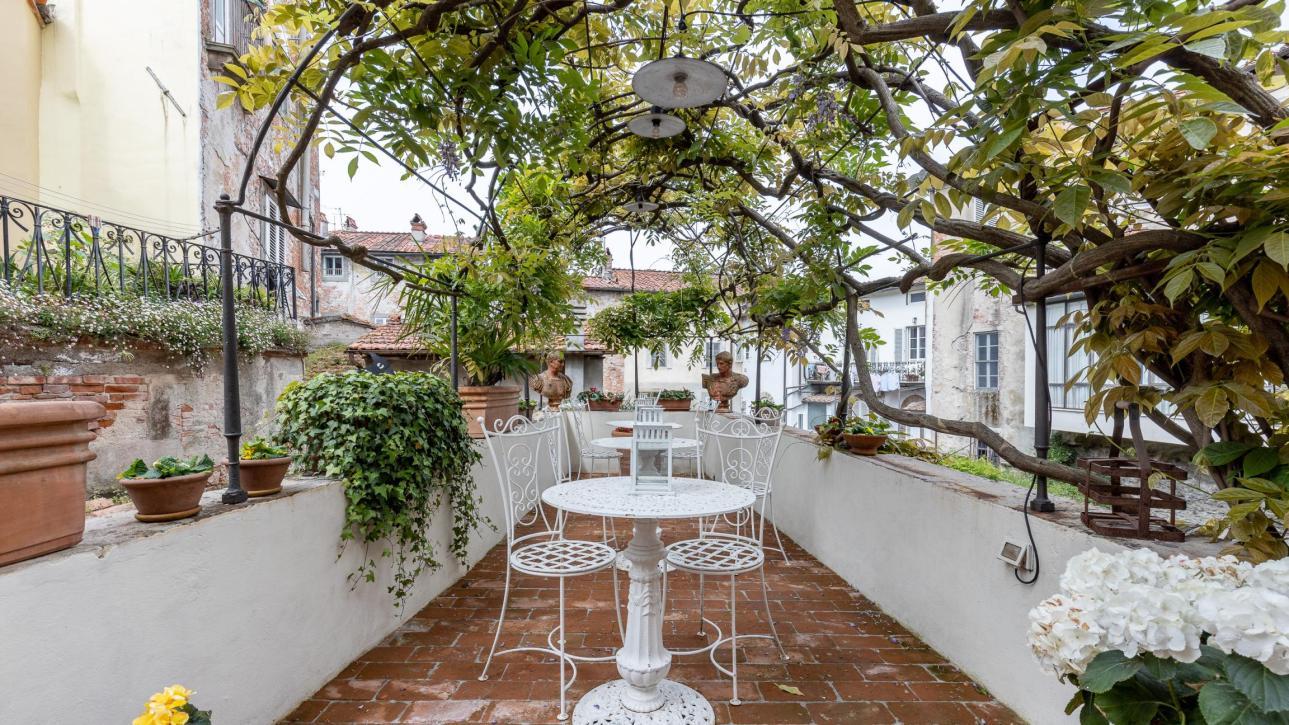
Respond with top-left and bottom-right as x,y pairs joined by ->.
283,518 -> 1018,724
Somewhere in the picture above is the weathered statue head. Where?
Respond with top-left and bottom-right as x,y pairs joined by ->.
715,350 -> 733,375
546,354 -> 565,374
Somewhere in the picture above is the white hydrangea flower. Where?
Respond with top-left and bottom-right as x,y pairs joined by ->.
1028,594 -> 1106,676
1196,587 -> 1289,675
1060,548 -> 1164,597
1246,558 -> 1289,595
1098,584 -> 1203,663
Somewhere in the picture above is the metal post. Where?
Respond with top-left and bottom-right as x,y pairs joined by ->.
1031,240 -> 1055,512
217,195 -> 247,505
450,294 -> 460,390
754,340 -> 762,403
836,295 -> 854,421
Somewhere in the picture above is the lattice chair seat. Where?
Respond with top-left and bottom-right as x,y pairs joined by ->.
511,539 -> 618,577
666,535 -> 765,576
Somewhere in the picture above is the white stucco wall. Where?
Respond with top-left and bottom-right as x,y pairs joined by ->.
0,2 -> 42,189
769,433 -> 1218,724
36,0 -> 202,233
0,468 -> 505,724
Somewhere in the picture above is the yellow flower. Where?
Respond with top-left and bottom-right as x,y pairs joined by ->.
134,685 -> 195,725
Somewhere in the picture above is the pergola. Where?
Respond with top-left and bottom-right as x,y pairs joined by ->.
210,0 -> 1289,551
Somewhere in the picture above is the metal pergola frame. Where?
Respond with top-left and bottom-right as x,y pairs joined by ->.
212,10 -> 1059,514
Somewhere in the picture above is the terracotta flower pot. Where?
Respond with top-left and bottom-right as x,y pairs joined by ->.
459,384 -> 520,438
120,471 -> 211,522
587,399 -> 622,412
658,399 -> 692,412
0,400 -> 104,567
842,433 -> 887,456
235,457 -> 291,497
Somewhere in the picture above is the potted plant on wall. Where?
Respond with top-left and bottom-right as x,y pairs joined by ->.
841,414 -> 896,455
234,436 -> 291,497
751,396 -> 785,425
517,398 -> 538,420
117,454 -> 214,522
579,387 -> 624,412
453,330 -> 535,437
658,389 -> 695,411
0,400 -> 104,566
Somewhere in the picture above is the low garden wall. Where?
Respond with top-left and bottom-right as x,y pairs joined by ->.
0,343 -> 303,492
0,463 -> 506,724
769,430 -> 1220,724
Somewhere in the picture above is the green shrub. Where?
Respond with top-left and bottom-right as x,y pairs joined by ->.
274,371 -> 486,605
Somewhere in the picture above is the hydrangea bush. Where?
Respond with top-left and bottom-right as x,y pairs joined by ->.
0,284 -> 308,368
1029,549 -> 1289,723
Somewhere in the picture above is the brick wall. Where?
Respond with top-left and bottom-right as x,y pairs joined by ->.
603,354 -> 625,394
1,343 -> 304,493
1,374 -> 148,430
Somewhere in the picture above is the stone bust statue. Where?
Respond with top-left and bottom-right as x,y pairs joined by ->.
530,354 -> 573,409
701,350 -> 749,412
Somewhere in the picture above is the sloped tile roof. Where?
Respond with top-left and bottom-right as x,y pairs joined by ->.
332,230 -> 466,255
581,268 -> 685,293
347,320 -> 429,354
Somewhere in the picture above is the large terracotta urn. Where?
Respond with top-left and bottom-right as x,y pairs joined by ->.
459,384 -> 520,438
0,400 -> 104,567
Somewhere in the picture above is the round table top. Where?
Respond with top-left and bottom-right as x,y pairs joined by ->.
590,436 -> 700,451
607,419 -> 683,430
542,477 -> 753,519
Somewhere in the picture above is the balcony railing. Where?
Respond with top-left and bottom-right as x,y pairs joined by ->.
0,194 -> 296,318
804,359 -> 926,384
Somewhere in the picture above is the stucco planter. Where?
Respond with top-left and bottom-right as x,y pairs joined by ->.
234,457 -> 291,497
0,400 -> 103,567
587,399 -> 622,412
842,433 -> 887,456
120,471 -> 211,522
459,384 -> 520,438
658,399 -> 692,412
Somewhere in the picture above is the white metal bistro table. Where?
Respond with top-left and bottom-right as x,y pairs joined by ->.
542,477 -> 754,725
606,419 -> 683,430
589,436 -> 700,451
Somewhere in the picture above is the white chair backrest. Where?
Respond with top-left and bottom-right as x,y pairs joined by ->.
565,401 -> 595,452
631,406 -> 673,493
480,414 -> 562,544
635,392 -> 660,408
699,414 -> 782,495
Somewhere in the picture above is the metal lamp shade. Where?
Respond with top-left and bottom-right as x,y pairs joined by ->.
623,200 -> 660,214
632,57 -> 728,109
628,112 -> 686,139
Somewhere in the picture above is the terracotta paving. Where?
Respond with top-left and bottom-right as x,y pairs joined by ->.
283,514 -> 1022,724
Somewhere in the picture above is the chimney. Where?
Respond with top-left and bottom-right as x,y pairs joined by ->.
318,211 -> 330,236
410,213 -> 427,243
602,246 -> 614,280
343,216 -> 358,231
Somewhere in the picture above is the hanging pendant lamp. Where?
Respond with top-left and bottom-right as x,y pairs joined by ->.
632,56 -> 728,109
623,189 -> 660,214
629,106 -> 686,139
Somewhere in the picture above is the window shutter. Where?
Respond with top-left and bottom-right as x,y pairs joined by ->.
893,328 -> 904,362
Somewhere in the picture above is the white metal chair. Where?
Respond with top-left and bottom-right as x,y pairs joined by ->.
566,401 -> 622,477
477,415 -> 623,721
672,398 -> 717,478
664,416 -> 787,705
704,413 -> 790,562
633,391 -> 660,409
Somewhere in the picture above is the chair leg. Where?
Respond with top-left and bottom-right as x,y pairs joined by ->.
760,564 -> 787,660
612,560 -> 625,644
479,565 -> 512,681
729,573 -> 740,706
558,576 -> 568,721
697,573 -> 706,636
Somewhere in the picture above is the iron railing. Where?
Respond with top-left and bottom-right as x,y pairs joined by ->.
804,359 -> 927,384
0,194 -> 296,318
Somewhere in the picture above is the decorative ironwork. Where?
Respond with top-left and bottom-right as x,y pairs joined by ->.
0,194 -> 296,318
805,360 -> 926,383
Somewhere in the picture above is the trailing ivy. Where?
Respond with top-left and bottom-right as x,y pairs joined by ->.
274,371 -> 486,606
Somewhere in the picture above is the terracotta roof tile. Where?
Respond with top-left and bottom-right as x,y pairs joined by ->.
347,320 -> 429,354
332,230 -> 467,255
581,268 -> 685,293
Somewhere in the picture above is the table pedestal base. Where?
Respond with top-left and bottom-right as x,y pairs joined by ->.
572,680 -> 713,725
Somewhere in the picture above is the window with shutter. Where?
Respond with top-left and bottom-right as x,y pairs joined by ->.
893,328 -> 904,362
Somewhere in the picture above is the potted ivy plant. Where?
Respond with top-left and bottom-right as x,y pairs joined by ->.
578,387 -> 624,412
841,414 -> 896,455
117,454 -> 215,522
234,436 -> 291,497
657,389 -> 694,411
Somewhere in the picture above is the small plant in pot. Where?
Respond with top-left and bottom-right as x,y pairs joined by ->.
578,387 -> 624,412
841,414 -> 896,455
234,436 -> 291,497
517,398 -> 538,419
117,454 -> 215,522
657,388 -> 695,411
